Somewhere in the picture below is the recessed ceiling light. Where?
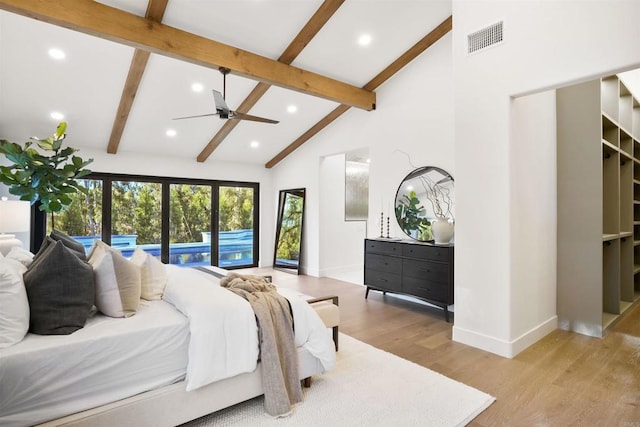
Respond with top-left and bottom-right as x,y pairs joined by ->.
358,34 -> 372,46
366,158 -> 371,163
191,82 -> 204,92
250,140 -> 260,149
48,48 -> 66,60
287,105 -> 297,114
166,129 -> 177,137
50,111 -> 64,120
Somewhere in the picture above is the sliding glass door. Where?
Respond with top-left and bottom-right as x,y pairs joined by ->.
43,173 -> 259,269
111,180 -> 162,258
169,184 -> 212,266
217,185 -> 256,268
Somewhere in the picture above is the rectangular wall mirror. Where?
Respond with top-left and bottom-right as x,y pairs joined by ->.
273,188 -> 305,274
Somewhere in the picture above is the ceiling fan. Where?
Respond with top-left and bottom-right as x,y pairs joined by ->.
172,67 -> 279,124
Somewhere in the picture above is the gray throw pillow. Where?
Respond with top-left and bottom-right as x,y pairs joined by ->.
51,229 -> 87,260
24,240 -> 95,335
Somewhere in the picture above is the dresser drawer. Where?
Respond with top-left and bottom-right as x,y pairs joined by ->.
365,239 -> 402,256
402,244 -> 450,262
402,259 -> 448,284
365,253 -> 402,274
402,276 -> 449,303
365,269 -> 402,292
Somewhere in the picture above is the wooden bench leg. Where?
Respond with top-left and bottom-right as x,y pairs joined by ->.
333,326 -> 339,351
302,377 -> 312,388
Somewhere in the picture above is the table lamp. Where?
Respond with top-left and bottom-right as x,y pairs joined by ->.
0,197 -> 31,255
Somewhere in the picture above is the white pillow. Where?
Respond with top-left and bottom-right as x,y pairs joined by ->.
0,258 -> 29,348
88,241 -> 141,318
6,246 -> 35,267
130,248 -> 167,300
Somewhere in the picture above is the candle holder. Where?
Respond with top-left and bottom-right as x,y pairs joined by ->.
380,212 -> 384,238
386,216 -> 390,238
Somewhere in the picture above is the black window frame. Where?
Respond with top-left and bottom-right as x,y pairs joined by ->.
33,172 -> 260,270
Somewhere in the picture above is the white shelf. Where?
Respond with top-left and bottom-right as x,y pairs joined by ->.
559,75 -> 640,338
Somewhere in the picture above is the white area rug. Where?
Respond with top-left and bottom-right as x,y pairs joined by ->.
182,334 -> 495,426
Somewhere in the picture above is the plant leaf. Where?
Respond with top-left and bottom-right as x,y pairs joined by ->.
55,122 -> 67,140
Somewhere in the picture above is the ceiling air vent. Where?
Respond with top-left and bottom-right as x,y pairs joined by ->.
467,21 -> 503,54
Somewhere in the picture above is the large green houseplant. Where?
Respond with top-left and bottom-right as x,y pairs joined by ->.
0,122 -> 93,250
0,122 -> 93,214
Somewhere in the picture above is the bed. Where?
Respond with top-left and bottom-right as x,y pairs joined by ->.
0,260 -> 336,427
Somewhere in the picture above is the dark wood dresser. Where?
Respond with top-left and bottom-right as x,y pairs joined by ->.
364,238 -> 454,321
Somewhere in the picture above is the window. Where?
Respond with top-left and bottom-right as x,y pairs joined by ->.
218,185 -> 255,267
49,178 -> 102,254
46,174 -> 259,269
170,184 -> 212,266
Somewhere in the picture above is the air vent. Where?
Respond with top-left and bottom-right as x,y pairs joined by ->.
467,21 -> 503,54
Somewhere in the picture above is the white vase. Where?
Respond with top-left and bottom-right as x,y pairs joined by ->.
431,218 -> 454,244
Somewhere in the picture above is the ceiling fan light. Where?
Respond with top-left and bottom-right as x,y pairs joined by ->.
250,140 -> 259,149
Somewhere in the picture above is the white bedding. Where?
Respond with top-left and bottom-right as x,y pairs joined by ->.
0,266 -> 336,427
162,266 -> 335,391
0,300 -> 190,427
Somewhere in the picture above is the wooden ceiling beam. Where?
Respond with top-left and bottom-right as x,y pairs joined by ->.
265,15 -> 453,169
0,0 -> 375,111
107,0 -> 169,154
107,49 -> 150,154
196,0 -> 345,163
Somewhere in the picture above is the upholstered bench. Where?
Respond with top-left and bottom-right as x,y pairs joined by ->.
306,295 -> 340,351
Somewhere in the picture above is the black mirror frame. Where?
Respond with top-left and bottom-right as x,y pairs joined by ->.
394,166 -> 454,242
273,188 -> 305,274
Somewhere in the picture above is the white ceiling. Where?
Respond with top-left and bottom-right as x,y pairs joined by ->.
0,1 -> 452,166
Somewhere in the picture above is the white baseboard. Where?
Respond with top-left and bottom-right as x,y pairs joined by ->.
318,264 -> 364,285
318,264 -> 363,277
453,315 -> 558,358
300,266 -> 319,277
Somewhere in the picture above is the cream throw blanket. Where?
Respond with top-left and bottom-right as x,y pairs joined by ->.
219,273 -> 303,417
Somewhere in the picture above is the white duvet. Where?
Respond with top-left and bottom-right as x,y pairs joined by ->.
162,266 -> 336,391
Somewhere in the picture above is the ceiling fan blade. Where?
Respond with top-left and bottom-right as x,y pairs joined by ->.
172,113 -> 219,120
230,111 -> 279,124
212,90 -> 230,118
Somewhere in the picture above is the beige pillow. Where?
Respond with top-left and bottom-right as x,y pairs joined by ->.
130,248 -> 167,300
89,241 -> 141,317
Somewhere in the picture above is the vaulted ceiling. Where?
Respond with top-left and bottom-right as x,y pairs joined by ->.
0,0 -> 452,167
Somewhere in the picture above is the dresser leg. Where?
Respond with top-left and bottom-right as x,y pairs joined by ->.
444,306 -> 450,323
365,286 -> 370,299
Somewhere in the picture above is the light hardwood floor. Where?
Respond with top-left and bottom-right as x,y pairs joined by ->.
239,267 -> 640,426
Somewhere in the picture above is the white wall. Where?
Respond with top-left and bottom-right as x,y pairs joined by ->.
318,153 -> 367,281
272,31 -> 454,277
452,0 -> 640,357
509,90 -> 558,353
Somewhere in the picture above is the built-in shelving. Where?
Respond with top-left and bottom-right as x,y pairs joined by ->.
558,74 -> 640,338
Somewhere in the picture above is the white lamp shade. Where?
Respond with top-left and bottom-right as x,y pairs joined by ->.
0,198 -> 31,233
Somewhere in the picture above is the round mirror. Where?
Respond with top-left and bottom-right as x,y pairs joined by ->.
394,166 -> 454,242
